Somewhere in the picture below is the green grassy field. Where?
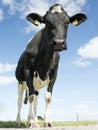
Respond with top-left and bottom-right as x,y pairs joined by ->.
0,120 -> 98,128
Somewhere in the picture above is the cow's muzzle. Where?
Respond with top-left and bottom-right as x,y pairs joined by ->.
53,39 -> 67,51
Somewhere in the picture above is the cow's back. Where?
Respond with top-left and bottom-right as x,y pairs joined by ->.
15,51 -> 26,82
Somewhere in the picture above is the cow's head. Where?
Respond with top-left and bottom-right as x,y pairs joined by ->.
27,4 -> 87,51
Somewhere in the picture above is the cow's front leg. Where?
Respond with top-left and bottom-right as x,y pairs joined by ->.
44,91 -> 52,127
24,69 -> 38,103
26,102 -> 34,128
44,60 -> 59,127
26,95 -> 39,128
33,95 -> 40,127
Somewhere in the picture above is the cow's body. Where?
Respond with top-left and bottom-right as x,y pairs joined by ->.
16,4 -> 87,127
16,28 -> 60,92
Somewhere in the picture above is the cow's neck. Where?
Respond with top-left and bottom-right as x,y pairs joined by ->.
34,29 -> 54,80
37,47 -> 54,80
43,45 -> 54,67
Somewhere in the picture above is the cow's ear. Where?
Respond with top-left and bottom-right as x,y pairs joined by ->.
70,13 -> 87,26
26,13 -> 44,26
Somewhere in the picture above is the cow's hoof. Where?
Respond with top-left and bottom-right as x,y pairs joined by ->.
34,123 -> 40,128
26,122 -> 32,128
16,116 -> 21,127
15,123 -> 20,128
44,122 -> 52,127
26,123 -> 40,128
29,95 -> 34,103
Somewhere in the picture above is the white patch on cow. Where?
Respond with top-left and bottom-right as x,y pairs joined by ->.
45,91 -> 52,103
44,92 -> 52,125
51,5 -> 62,13
33,71 -> 50,91
22,81 -> 29,91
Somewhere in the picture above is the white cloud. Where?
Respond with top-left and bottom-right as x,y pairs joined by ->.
78,37 -> 98,59
2,0 -> 13,5
2,0 -> 49,16
73,36 -> 98,67
58,0 -> 87,15
0,63 -> 16,74
1,0 -> 15,15
65,2 -> 81,16
0,63 -> 16,86
72,58 -> 91,67
76,0 -> 86,6
0,9 -> 3,21
0,76 -> 16,86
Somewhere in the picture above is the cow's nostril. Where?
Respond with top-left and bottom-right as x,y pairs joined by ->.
61,41 -> 64,45
53,41 -> 57,45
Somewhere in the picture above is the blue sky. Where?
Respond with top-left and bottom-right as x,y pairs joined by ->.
0,0 -> 98,121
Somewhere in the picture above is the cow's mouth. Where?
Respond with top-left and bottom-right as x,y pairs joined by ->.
54,44 -> 66,51
53,41 -> 67,51
50,39 -> 67,51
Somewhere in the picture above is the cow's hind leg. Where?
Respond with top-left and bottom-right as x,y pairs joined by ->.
44,91 -> 52,127
16,83 -> 24,126
24,91 -> 28,104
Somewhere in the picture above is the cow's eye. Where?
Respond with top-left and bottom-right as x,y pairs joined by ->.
64,24 -> 68,29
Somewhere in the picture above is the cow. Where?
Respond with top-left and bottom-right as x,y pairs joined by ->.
15,4 -> 87,128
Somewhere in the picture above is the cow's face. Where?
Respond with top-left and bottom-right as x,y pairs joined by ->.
27,4 -> 87,51
44,5 -> 69,51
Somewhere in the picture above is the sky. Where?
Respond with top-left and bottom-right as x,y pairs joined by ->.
0,0 -> 98,122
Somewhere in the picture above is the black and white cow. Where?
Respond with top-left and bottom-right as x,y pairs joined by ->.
16,4 -> 87,127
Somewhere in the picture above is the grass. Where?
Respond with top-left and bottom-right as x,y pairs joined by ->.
53,121 -> 98,126
0,120 -> 98,128
0,121 -> 25,128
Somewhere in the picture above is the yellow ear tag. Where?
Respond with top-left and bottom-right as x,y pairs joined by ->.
72,20 -> 78,26
34,19 -> 40,26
